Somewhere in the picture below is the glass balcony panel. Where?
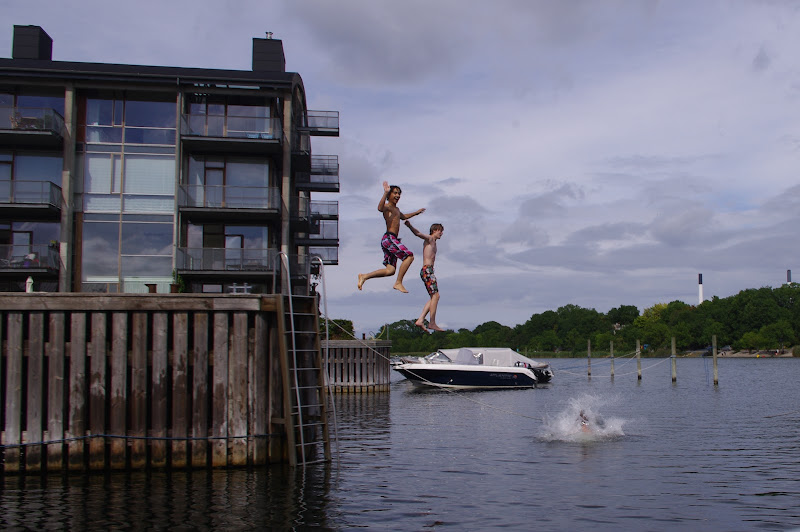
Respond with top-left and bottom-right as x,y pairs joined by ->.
177,247 -> 277,272
0,106 -> 64,134
0,180 -> 62,207
179,185 -> 278,210
0,243 -> 60,270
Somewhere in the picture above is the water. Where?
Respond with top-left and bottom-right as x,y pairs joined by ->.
2,357 -> 800,530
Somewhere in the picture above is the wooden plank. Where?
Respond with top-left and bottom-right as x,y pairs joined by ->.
68,312 -> 87,471
151,312 -> 168,468
211,312 -> 229,467
252,313 -> 268,464
0,294 -> 274,312
88,312 -> 106,470
4,313 -> 23,473
110,312 -> 127,469
130,312 -> 147,469
192,312 -> 209,467
228,312 -> 248,466
47,312 -> 65,471
268,313 -> 286,463
26,312 -> 45,471
171,312 -> 188,468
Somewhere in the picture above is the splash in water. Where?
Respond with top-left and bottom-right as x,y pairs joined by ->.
539,394 -> 626,442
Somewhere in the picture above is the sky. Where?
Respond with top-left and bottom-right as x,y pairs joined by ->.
3,0 -> 800,336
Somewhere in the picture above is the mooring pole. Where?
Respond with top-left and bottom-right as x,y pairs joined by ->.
671,336 -> 677,383
712,334 -> 719,385
610,341 -> 615,379
587,339 -> 591,378
636,339 -> 642,380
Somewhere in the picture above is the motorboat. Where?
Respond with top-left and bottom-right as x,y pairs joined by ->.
392,347 -> 553,389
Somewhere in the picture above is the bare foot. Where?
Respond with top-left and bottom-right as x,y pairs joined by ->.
358,274 -> 365,290
393,283 -> 408,293
428,323 -> 445,332
415,320 -> 428,332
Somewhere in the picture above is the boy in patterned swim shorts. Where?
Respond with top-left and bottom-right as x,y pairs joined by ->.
404,220 -> 444,332
358,181 -> 425,293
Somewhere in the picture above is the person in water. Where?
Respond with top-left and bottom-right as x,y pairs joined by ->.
358,181 -> 425,293
578,410 -> 590,432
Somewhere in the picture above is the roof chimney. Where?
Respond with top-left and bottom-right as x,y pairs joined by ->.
12,25 -> 53,60
252,35 -> 285,72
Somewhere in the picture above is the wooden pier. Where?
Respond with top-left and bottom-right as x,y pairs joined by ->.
0,293 -> 328,473
322,340 -> 391,393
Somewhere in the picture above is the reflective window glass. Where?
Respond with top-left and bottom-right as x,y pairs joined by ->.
125,100 -> 176,128
14,154 -> 62,183
121,222 -> 173,255
81,221 -> 120,278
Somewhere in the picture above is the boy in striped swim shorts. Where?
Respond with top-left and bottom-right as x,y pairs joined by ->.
358,181 -> 425,293
404,220 -> 444,332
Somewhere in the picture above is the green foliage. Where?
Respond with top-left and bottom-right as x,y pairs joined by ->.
322,319 -> 355,340
339,283 -> 800,354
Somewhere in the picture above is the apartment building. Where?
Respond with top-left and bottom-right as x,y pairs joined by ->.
0,25 -> 339,294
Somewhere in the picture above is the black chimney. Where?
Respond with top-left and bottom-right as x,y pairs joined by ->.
12,25 -> 53,60
252,33 -> 285,72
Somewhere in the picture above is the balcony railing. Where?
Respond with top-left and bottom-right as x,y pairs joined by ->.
180,114 -> 283,141
298,111 -> 339,136
0,244 -> 60,271
309,220 -> 338,240
309,246 -> 339,265
0,106 -> 64,135
178,185 -> 280,210
176,247 -> 279,272
0,180 -> 62,208
310,201 -> 339,218
295,155 -> 339,191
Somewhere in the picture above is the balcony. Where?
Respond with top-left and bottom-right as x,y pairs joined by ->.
309,246 -> 339,266
0,244 -> 60,277
180,113 -> 284,154
295,155 -> 339,193
297,110 -> 339,137
0,180 -> 62,219
0,106 -> 64,147
178,184 -> 280,222
176,248 -> 313,281
296,219 -> 339,247
176,247 -> 278,275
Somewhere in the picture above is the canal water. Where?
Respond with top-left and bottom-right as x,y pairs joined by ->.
2,357 -> 800,530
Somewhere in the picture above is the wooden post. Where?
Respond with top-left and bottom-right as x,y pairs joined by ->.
130,312 -> 148,469
26,312 -> 45,471
89,312 -> 107,470
68,312 -> 87,471
110,312 -> 127,469
671,336 -> 677,383
712,334 -> 719,385
192,312 -> 209,467
5,312 -> 23,472
47,312 -> 66,471
609,341 -> 615,379
151,312 -> 168,468
172,312 -> 188,468
212,312 -> 230,467
636,339 -> 642,380
587,339 -> 591,377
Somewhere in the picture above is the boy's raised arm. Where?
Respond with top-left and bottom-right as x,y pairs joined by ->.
377,181 -> 390,211
400,207 -> 425,220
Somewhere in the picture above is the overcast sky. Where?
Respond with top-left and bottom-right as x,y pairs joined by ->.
3,0 -> 800,335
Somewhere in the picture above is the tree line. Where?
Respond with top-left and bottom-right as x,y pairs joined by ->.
327,283 -> 800,355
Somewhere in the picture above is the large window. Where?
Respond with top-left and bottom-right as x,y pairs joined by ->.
184,155 -> 271,208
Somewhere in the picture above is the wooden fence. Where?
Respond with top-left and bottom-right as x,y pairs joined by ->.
322,340 -> 391,393
0,293 -> 298,473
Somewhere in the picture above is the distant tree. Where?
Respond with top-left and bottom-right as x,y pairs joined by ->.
323,319 -> 355,340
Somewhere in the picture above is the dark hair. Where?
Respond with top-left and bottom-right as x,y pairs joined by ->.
430,223 -> 443,234
389,185 -> 402,195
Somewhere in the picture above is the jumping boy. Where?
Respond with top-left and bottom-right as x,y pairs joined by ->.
404,219 -> 444,332
358,181 -> 425,293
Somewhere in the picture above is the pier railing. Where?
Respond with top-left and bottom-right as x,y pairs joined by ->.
322,340 -> 391,393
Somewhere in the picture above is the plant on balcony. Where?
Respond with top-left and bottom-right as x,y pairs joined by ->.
172,269 -> 186,293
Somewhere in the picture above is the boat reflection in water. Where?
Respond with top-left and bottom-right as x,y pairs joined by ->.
392,347 -> 553,389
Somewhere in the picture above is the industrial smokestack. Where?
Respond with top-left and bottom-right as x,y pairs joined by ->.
788,270 -> 792,284
698,273 -> 703,305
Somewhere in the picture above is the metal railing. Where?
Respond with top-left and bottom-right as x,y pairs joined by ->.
0,244 -> 60,270
310,201 -> 339,218
308,220 -> 338,240
178,184 -> 280,210
180,113 -> 283,141
295,155 -> 340,188
309,246 -> 339,264
300,111 -> 339,133
0,106 -> 64,134
0,180 -> 62,208
176,247 -> 278,272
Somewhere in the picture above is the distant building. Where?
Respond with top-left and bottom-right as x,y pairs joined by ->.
0,25 -> 339,294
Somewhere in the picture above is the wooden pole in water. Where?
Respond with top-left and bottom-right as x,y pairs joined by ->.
712,334 -> 719,385
671,336 -> 677,383
610,341 -> 615,379
636,339 -> 642,380
587,339 -> 591,377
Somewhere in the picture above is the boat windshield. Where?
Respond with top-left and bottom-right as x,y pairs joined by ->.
424,351 -> 452,363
